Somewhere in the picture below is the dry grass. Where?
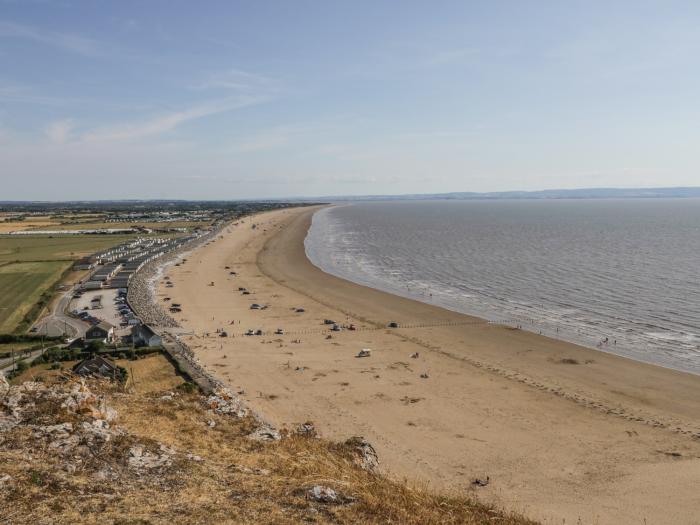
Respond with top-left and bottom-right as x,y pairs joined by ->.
0,359 -> 537,525
40,220 -> 211,232
117,354 -> 186,393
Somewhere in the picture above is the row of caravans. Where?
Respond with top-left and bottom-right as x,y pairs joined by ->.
79,235 -> 199,291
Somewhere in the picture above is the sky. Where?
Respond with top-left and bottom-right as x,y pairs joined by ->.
1,1 -> 699,200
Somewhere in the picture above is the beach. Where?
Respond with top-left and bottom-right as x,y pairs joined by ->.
161,205 -> 700,525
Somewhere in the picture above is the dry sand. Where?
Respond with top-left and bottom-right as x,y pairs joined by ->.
161,206 -> 700,525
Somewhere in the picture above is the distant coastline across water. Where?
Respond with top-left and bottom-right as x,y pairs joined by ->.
293,185 -> 700,203
2,185 -> 700,205
305,198 -> 700,375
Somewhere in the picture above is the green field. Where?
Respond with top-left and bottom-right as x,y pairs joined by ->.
0,232 -> 188,333
42,220 -> 210,231
0,261 -> 71,332
0,234 -> 140,264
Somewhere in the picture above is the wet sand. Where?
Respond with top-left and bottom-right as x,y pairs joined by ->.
162,206 -> 700,525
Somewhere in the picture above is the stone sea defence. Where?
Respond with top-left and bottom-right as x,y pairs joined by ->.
125,220 -> 280,435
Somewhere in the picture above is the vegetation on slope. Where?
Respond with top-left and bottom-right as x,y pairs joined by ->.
0,355 -> 536,525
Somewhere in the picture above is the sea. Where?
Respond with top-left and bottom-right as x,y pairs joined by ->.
305,199 -> 700,375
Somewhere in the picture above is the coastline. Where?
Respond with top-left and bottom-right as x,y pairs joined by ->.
306,204 -> 700,376
264,206 -> 700,430
162,206 -> 700,525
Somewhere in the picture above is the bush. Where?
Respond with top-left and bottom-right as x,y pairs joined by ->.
176,381 -> 198,394
13,360 -> 29,375
85,340 -> 104,353
116,366 -> 128,383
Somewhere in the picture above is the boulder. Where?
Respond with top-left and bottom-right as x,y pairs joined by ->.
307,485 -> 354,504
247,424 -> 281,442
205,388 -> 248,418
128,444 -> 174,472
345,436 -> 379,473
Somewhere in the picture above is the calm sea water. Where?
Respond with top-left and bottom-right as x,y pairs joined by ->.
305,199 -> 700,374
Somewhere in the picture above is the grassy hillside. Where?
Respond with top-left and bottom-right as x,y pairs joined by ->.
0,354 -> 537,525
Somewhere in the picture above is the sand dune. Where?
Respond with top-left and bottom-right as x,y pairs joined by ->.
161,206 -> 700,525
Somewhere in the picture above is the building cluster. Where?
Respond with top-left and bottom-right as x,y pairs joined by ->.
77,235 -> 200,291
67,231 -> 208,351
104,210 -> 213,223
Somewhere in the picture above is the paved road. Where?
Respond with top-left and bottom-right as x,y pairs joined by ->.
33,286 -> 89,338
0,347 -> 46,374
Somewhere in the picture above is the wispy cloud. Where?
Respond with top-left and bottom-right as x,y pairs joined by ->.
229,119 -> 353,153
81,94 -> 267,143
0,82 -> 164,112
44,118 -> 74,143
192,68 -> 276,93
0,84 -> 63,105
0,20 -> 100,56
232,125 -> 305,152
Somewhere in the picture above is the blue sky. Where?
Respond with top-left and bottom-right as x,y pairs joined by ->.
1,1 -> 699,199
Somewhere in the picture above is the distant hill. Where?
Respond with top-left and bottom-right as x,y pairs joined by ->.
2,187 -> 699,205
319,187 -> 700,202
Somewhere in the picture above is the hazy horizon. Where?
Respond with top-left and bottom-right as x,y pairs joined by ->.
2,184 -> 700,204
2,2 -> 700,199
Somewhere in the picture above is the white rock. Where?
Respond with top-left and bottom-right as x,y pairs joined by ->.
308,485 -> 338,503
247,425 -> 281,442
345,436 -> 379,472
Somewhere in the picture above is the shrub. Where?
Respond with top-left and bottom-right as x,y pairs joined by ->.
85,340 -> 103,353
176,381 -> 198,394
11,360 -> 30,377
117,366 -> 128,383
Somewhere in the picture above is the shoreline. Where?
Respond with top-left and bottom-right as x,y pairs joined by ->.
262,207 -> 700,433
306,205 -> 700,377
163,206 -> 700,525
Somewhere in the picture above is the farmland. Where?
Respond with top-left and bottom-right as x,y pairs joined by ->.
34,219 -> 211,231
0,261 -> 71,333
0,209 -> 214,234
0,233 -> 144,333
0,234 -> 140,264
0,200 -> 304,335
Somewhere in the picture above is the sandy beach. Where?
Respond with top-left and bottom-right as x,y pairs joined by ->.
160,206 -> 700,525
